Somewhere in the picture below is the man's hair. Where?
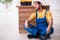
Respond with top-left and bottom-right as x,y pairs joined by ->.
33,1 -> 42,7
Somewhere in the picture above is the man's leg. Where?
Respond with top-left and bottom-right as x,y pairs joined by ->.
24,24 -> 39,38
39,28 -> 54,40
39,29 -> 47,40
46,27 -> 54,38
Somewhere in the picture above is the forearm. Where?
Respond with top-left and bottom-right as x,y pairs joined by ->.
25,18 -> 32,28
47,19 -> 53,29
25,20 -> 29,25
46,19 -> 53,33
48,22 -> 52,29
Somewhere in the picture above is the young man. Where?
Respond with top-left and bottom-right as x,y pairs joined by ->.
24,1 -> 54,40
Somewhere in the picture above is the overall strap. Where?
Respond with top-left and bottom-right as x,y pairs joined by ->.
36,11 -> 38,25
44,10 -> 47,17
36,10 -> 47,18
36,11 -> 38,18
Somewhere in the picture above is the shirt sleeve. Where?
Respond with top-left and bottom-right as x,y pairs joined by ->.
29,12 -> 36,20
46,11 -> 53,20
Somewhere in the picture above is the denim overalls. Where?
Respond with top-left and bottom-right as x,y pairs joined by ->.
24,10 -> 54,36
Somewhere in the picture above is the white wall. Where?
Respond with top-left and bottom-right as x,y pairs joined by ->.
32,0 -> 60,10
19,0 -> 60,10
43,0 -> 60,10
0,0 -> 19,40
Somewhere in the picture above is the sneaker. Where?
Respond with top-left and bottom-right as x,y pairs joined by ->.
46,35 -> 51,39
27,34 -> 39,39
39,36 -> 46,40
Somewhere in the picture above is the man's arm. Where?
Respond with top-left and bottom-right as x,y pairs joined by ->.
46,11 -> 53,33
47,19 -> 53,33
25,13 -> 36,28
25,18 -> 33,28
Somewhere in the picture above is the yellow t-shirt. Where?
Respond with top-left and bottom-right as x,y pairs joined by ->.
30,9 -> 53,20
20,0 -> 32,2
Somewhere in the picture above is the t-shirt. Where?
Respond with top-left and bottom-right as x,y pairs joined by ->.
29,9 -> 53,20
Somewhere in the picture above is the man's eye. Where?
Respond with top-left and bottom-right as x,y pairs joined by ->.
35,4 -> 37,5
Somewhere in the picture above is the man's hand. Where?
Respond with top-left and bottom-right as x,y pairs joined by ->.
25,23 -> 29,28
25,18 -> 33,28
25,20 -> 29,28
46,27 -> 51,34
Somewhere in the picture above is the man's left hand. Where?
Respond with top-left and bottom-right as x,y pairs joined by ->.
46,27 -> 51,34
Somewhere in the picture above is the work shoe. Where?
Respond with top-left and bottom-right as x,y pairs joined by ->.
39,36 -> 46,40
27,34 -> 39,39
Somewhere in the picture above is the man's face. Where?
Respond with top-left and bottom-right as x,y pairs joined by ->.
33,3 -> 40,10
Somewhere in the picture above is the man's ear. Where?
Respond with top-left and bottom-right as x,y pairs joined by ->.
39,4 -> 41,7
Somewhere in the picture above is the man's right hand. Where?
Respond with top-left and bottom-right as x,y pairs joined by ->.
25,22 -> 29,28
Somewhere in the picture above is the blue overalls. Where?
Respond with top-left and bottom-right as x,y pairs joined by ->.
24,10 -> 54,36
